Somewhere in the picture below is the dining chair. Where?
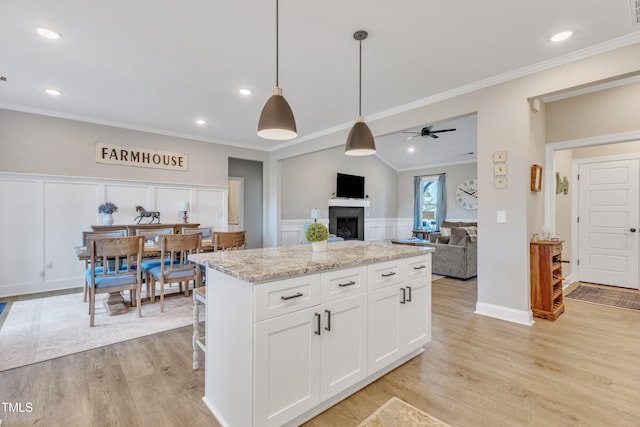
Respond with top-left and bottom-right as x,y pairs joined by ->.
82,229 -> 128,302
147,234 -> 201,312
135,227 -> 174,242
87,236 -> 144,327
182,226 -> 213,238
213,231 -> 247,251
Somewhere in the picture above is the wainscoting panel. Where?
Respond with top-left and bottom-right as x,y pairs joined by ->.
0,172 -> 227,297
0,178 -> 43,296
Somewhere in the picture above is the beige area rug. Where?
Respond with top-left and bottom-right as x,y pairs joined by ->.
358,397 -> 450,427
0,289 -> 203,372
566,284 -> 640,311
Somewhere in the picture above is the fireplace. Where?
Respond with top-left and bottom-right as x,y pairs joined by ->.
329,206 -> 364,241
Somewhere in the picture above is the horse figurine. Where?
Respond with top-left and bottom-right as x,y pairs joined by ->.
134,206 -> 161,224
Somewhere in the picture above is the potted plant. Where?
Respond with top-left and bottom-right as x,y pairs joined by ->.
306,222 -> 329,252
98,202 -> 119,225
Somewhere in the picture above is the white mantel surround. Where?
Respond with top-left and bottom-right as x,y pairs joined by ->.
328,198 -> 370,208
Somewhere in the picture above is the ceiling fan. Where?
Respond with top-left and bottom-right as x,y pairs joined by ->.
403,125 -> 456,139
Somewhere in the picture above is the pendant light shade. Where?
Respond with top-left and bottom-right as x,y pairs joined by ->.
257,0 -> 297,141
258,87 -> 297,140
345,116 -> 375,156
345,30 -> 376,156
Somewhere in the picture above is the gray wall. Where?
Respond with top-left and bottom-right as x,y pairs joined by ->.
0,109 -> 269,187
280,145 -> 397,220
228,157 -> 263,249
397,162 -> 478,220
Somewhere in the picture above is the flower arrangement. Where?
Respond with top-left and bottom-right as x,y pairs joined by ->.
306,222 -> 329,242
98,202 -> 119,214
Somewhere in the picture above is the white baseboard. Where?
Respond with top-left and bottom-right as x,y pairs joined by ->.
475,301 -> 534,326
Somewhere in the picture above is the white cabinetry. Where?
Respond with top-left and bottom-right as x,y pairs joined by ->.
368,257 -> 431,373
203,252 -> 431,427
254,267 -> 368,426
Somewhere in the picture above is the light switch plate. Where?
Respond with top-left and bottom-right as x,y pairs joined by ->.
494,176 -> 507,189
493,151 -> 507,163
494,164 -> 507,176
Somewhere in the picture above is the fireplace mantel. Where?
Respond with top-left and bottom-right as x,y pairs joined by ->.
328,198 -> 370,208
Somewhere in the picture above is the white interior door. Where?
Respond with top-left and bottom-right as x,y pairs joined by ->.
578,159 -> 639,289
228,177 -> 243,231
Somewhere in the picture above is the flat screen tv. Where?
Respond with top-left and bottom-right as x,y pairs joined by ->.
336,173 -> 365,199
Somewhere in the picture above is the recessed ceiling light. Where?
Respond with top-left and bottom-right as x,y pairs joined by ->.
407,147 -> 415,153
35,27 -> 62,40
45,88 -> 62,96
550,31 -> 573,42
238,88 -> 253,96
195,119 -> 208,126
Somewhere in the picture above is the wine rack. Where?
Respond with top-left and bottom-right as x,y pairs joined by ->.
530,240 -> 565,320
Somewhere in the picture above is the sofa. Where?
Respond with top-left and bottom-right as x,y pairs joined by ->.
423,221 -> 477,280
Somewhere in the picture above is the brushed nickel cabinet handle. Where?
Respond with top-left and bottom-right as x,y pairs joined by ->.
315,313 -> 321,335
325,309 -> 331,331
413,265 -> 426,270
381,272 -> 396,278
406,285 -> 412,302
338,280 -> 356,287
281,292 -> 303,301
400,287 -> 406,304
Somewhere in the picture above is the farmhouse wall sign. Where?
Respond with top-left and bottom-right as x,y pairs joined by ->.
96,142 -> 188,171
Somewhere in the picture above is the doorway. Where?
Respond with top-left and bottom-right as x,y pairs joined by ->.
577,158 -> 639,289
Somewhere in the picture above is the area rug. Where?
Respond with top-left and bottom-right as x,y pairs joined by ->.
0,290 -> 203,372
566,284 -> 640,311
357,397 -> 450,427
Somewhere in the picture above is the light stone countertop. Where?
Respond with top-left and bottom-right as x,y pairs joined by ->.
189,241 -> 434,284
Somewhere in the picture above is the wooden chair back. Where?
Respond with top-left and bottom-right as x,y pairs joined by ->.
82,229 -> 127,246
159,234 -> 201,270
136,227 -> 174,242
89,236 -> 143,278
182,227 -> 213,238
214,231 -> 247,251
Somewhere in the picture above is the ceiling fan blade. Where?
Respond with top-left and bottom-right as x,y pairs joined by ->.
406,134 -> 420,140
430,134 -> 439,139
430,128 -> 456,133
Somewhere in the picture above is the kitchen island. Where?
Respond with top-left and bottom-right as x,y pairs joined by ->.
189,241 -> 434,427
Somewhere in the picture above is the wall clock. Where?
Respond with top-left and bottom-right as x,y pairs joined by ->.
456,179 -> 477,210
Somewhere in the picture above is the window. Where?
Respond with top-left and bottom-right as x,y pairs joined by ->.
413,174 -> 446,232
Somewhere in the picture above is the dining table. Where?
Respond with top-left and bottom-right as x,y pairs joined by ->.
74,237 -> 216,315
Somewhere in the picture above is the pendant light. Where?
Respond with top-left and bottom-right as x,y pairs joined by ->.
345,30 -> 376,156
257,0 -> 297,140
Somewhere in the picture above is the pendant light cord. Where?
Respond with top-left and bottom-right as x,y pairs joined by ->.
358,38 -> 362,116
276,0 -> 279,87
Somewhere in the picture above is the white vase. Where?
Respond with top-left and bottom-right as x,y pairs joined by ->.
102,213 -> 114,225
312,240 -> 327,252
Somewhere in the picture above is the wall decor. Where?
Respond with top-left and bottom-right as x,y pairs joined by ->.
494,177 -> 507,189
455,178 -> 478,210
531,164 -> 543,192
493,151 -> 507,162
96,142 -> 187,171
134,206 -> 161,224
494,164 -> 507,176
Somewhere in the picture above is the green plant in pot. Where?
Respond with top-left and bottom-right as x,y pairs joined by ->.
306,222 -> 329,252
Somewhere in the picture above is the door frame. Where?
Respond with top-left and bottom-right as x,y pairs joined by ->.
544,130 -> 640,283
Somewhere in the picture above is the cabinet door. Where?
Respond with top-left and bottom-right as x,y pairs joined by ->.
255,307 -> 320,427
368,284 -> 402,373
401,278 -> 431,353
320,293 -> 368,400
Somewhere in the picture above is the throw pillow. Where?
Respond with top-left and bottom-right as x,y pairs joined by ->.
440,227 -> 451,237
448,227 -> 467,246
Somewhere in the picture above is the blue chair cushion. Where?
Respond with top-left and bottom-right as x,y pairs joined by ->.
140,259 -> 180,271
86,269 -> 138,288
148,265 -> 196,281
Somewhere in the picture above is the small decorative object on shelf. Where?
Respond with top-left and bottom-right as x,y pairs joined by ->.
531,164 -> 543,192
134,205 -> 161,224
306,222 -> 329,252
98,202 -> 118,225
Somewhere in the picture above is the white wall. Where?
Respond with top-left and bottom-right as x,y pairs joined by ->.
273,42 -> 640,325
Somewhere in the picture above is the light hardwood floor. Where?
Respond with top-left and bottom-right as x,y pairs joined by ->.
1,278 -> 638,426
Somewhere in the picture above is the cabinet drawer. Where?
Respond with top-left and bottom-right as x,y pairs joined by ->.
255,275 -> 321,321
321,266 -> 367,303
404,255 -> 431,280
368,259 -> 403,291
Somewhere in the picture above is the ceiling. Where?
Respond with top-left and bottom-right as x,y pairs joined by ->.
1,1 -> 639,169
